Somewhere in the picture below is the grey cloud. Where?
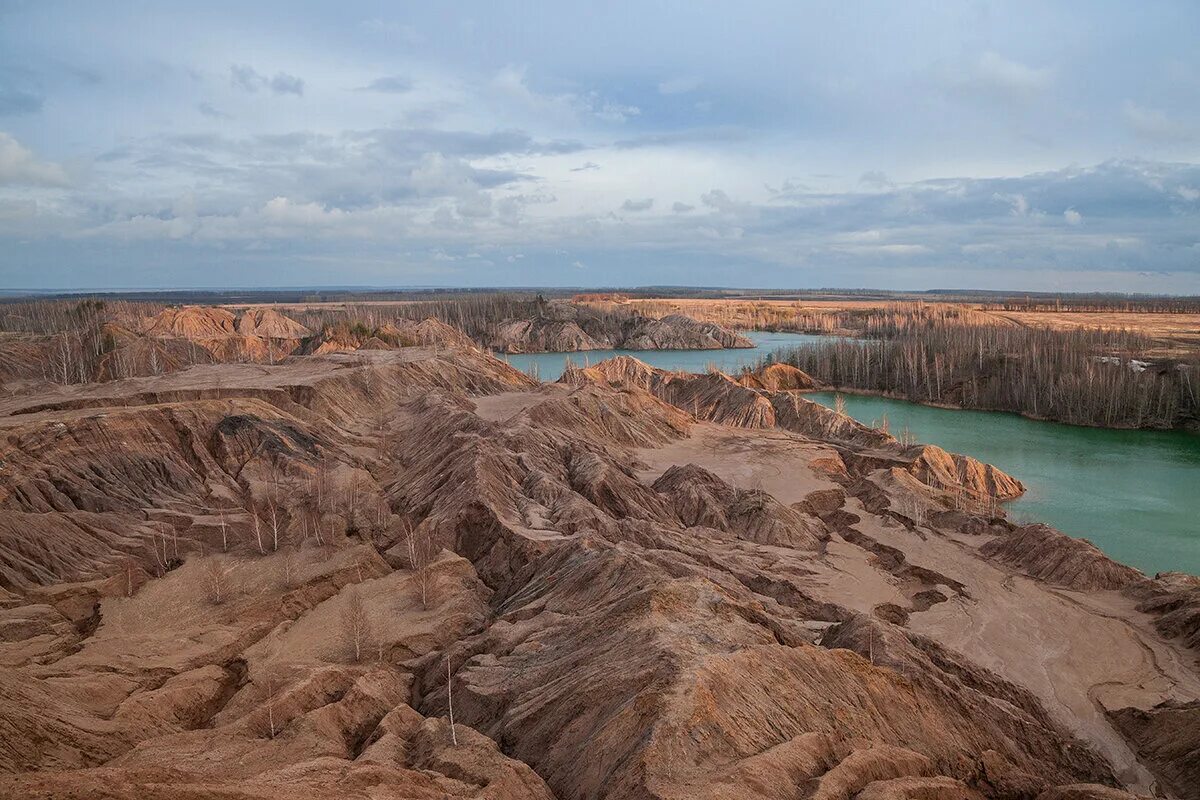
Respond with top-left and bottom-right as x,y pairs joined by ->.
621,198 -> 653,212
230,64 -> 305,96
570,161 -> 600,172
197,102 -> 231,119
270,73 -> 304,96
0,86 -> 43,116
700,189 -> 737,212
672,202 -> 694,213
361,127 -> 583,159
359,76 -> 412,93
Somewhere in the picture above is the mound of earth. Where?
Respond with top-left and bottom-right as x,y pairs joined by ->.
739,362 -> 820,391
485,301 -> 753,353
980,524 -> 1141,590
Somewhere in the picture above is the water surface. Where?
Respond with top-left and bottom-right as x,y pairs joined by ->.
501,331 -> 825,382
806,392 -> 1200,577
505,335 -> 1199,576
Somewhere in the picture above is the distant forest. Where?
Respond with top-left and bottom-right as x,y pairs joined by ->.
768,304 -> 1198,430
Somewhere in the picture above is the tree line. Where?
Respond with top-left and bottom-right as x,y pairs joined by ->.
768,304 -> 1198,429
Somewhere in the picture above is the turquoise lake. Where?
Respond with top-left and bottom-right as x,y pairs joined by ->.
500,331 -> 827,382
506,333 -> 1199,577
805,392 -> 1200,577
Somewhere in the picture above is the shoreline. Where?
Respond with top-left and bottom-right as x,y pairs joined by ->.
796,383 -> 1200,434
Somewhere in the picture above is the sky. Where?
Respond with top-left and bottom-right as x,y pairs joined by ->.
1,1 -> 1199,292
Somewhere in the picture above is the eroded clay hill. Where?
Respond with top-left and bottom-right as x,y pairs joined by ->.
485,300 -> 754,353
0,343 -> 1197,800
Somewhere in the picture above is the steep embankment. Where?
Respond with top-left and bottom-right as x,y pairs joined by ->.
486,301 -> 753,353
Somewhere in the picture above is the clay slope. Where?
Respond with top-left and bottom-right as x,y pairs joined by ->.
0,348 -> 1193,800
485,301 -> 753,353
979,524 -> 1142,591
0,308 -> 479,390
563,356 -> 1022,507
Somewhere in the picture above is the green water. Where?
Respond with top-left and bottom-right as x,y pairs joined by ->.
806,392 -> 1200,577
506,336 -> 1200,576
502,331 -> 827,382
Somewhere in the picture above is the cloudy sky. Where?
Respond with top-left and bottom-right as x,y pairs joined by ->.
2,1 -> 1199,292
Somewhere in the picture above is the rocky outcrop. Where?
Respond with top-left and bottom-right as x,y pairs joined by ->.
564,356 -> 1024,505
905,444 -> 1025,501
1107,699 -> 1200,800
485,301 -> 753,353
653,464 -> 828,549
1125,572 -> 1200,652
980,524 -> 1142,590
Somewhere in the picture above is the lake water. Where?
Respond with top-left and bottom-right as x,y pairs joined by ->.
505,334 -> 1199,577
501,331 -> 828,382
805,392 -> 1200,577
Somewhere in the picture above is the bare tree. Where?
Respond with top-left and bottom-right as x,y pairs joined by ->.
269,499 -> 282,552
341,587 -> 373,663
404,520 -> 436,609
447,654 -> 457,746
250,501 -> 266,555
255,668 -> 287,740
203,557 -> 229,605
278,547 -> 299,590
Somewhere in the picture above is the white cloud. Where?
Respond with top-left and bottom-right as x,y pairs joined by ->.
995,192 -> 1031,216
942,51 -> 1051,102
0,132 -> 69,187
1064,208 -> 1083,225
1122,102 -> 1194,142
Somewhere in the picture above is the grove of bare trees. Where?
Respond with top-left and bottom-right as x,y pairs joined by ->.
770,305 -> 1198,429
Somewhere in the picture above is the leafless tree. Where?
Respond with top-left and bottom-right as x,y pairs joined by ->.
278,547 -> 299,590
269,500 -> 282,552
250,502 -> 266,555
773,303 -> 1198,429
341,587 -> 373,663
256,668 -> 286,740
404,520 -> 436,609
203,557 -> 229,605
446,654 -> 457,746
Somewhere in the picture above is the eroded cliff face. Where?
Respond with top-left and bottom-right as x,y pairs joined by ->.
484,302 -> 754,353
0,350 -> 1195,800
